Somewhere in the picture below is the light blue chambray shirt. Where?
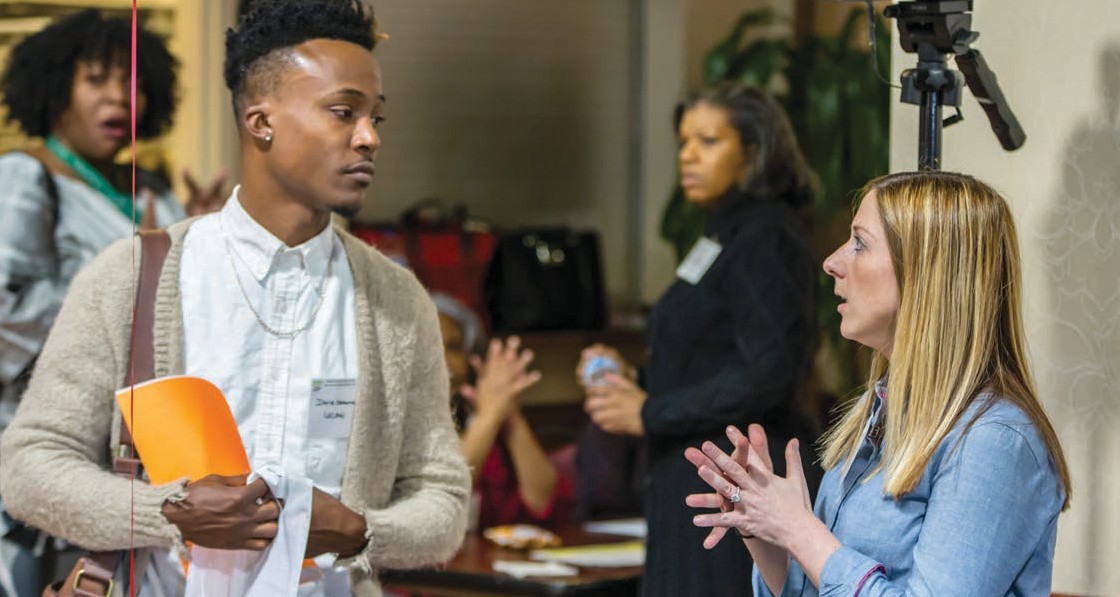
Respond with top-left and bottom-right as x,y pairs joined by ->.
754,381 -> 1065,597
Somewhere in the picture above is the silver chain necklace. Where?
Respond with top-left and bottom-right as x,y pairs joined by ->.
224,237 -> 333,339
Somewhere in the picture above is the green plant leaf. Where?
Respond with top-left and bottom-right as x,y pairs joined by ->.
703,8 -> 778,84
729,39 -> 790,89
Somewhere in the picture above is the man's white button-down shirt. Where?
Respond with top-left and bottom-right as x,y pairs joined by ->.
170,190 -> 358,595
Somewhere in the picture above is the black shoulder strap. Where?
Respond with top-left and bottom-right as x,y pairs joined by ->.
23,151 -> 62,229
39,161 -> 60,225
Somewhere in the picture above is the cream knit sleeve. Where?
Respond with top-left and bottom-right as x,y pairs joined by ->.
342,283 -> 471,572
0,236 -> 186,552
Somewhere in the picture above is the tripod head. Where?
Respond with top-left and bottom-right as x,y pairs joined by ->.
885,0 -> 1024,169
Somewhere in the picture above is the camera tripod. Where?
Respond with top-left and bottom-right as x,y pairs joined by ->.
885,0 -> 1024,170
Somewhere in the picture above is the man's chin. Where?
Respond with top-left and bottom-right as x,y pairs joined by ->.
331,202 -> 362,219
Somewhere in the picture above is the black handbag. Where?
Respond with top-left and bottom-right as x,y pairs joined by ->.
482,228 -> 606,332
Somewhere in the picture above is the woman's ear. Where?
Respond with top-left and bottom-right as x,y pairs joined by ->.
737,144 -> 758,191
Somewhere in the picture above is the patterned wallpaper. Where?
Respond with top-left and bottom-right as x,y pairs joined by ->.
1033,42 -> 1120,595
890,6 -> 1120,595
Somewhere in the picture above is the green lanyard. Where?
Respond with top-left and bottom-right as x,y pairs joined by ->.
45,135 -> 141,224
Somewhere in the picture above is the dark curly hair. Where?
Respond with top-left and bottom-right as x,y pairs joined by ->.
675,84 -> 816,210
1,9 -> 178,139
224,0 -> 377,117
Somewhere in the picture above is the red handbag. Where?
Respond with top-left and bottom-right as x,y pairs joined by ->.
352,213 -> 496,322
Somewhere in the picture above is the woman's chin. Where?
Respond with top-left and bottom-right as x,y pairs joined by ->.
682,190 -> 720,209
87,142 -> 126,163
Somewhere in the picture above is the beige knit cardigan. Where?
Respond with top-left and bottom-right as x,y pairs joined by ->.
0,219 -> 470,596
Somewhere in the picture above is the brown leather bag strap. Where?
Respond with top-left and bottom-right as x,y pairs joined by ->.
130,229 -> 171,386
47,231 -> 172,597
117,229 -> 171,464
48,552 -> 122,597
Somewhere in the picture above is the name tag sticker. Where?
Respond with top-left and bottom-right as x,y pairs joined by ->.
309,378 -> 357,439
676,237 -> 723,284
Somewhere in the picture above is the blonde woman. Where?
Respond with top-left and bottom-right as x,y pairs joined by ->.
685,171 -> 1070,596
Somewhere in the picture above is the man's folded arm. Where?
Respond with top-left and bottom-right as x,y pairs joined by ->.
339,297 -> 470,572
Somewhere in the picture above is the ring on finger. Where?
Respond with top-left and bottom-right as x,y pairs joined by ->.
728,485 -> 742,504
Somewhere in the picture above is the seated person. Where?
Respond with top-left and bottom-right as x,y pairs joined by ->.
433,294 -> 573,529
574,421 -> 646,522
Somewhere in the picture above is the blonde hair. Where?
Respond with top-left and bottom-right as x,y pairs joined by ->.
820,171 -> 1070,509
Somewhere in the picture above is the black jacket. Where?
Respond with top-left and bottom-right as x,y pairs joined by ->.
639,192 -> 819,597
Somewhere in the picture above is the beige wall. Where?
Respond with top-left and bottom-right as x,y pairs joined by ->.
638,0 -> 686,303
889,4 -> 1120,595
165,0 -> 240,201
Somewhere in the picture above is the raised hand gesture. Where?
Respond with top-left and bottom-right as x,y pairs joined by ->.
686,424 -> 813,547
460,336 -> 540,424
183,169 -> 229,216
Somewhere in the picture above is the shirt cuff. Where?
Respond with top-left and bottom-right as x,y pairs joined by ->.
752,566 -> 777,597
751,559 -> 805,597
820,545 -> 886,596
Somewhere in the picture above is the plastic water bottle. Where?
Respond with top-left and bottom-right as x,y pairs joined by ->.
582,355 -> 620,387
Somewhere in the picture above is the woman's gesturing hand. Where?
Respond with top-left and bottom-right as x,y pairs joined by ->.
685,424 -> 812,548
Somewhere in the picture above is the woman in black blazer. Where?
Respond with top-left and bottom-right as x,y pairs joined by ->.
577,84 -> 821,596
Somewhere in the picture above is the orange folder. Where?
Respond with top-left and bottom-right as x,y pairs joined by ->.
115,375 -> 250,484
115,376 -> 318,573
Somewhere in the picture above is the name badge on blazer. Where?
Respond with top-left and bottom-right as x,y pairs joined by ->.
676,237 -> 722,284
308,378 -> 357,439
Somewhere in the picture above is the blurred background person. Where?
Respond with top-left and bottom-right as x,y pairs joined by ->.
575,83 -> 820,596
573,417 -> 647,522
686,171 -> 1071,596
435,293 -> 574,530
0,9 -> 224,595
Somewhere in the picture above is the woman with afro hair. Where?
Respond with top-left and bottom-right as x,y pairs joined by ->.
0,10 -> 224,594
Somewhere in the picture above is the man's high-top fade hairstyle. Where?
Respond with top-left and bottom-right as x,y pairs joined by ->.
223,0 -> 377,118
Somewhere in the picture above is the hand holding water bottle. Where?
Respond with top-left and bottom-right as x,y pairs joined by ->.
576,344 -> 635,388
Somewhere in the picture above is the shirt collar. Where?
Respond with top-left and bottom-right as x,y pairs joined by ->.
873,377 -> 887,409
220,186 -> 336,282
866,377 -> 888,447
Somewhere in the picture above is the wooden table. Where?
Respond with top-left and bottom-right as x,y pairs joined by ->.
381,525 -> 642,596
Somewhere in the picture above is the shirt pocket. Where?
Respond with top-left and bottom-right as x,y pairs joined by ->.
306,437 -> 349,496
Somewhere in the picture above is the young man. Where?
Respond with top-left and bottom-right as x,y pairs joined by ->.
0,1 -> 470,594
